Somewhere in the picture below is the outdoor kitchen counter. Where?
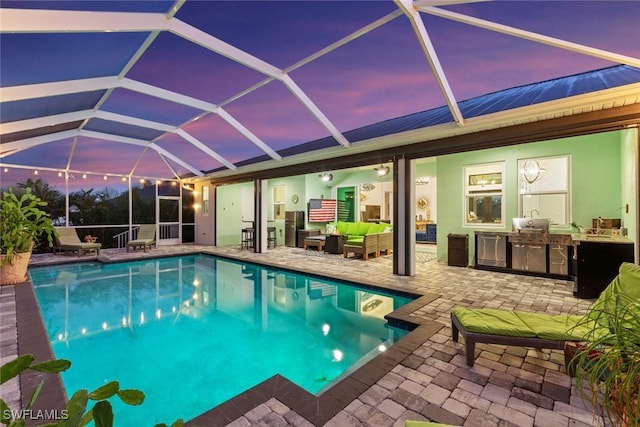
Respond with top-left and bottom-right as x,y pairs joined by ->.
571,234 -> 633,244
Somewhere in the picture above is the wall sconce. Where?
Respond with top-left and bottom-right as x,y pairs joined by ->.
319,172 -> 333,182
374,165 -> 389,177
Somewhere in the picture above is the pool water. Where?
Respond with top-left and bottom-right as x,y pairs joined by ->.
30,254 -> 413,425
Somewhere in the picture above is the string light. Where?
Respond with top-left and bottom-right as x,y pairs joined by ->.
82,173 -> 87,179
103,175 -> 108,181
34,170 -> 39,175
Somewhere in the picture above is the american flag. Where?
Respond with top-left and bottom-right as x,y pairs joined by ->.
308,199 -> 337,222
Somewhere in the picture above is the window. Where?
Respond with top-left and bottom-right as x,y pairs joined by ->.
202,186 -> 209,215
518,156 -> 569,227
464,162 -> 504,226
273,185 -> 285,220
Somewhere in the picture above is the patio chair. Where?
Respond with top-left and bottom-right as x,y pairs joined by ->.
451,262 -> 640,366
127,225 -> 156,252
53,227 -> 101,256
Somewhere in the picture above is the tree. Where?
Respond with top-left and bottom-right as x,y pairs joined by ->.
14,178 -> 65,221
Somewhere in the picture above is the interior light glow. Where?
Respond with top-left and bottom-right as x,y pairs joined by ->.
378,344 -> 387,352
193,279 -> 200,287
140,312 -> 145,324
103,175 -> 108,181
58,333 -> 64,341
121,177 -> 127,182
82,173 -> 87,179
102,322 -> 108,330
3,168 -> 8,173
322,324 -> 330,336
172,306 -> 177,313
332,349 -> 343,362
319,172 -> 333,182
121,316 -> 127,327
34,170 -> 39,175
81,327 -> 87,335
58,172 -> 63,177
140,178 -> 145,184
374,165 -> 390,177
156,309 -> 161,319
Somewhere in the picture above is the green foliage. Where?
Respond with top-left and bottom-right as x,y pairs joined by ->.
569,295 -> 640,426
0,188 -> 56,265
0,354 -> 145,427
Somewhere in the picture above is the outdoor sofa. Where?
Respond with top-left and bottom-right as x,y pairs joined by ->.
451,262 -> 640,367
53,227 -> 101,256
326,221 -> 392,260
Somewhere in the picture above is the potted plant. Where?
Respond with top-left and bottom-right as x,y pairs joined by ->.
0,187 -> 56,285
568,293 -> 640,426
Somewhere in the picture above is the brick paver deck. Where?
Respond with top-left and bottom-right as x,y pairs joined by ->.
1,244 -> 606,427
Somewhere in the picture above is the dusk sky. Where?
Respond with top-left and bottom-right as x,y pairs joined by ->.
1,1 -> 639,193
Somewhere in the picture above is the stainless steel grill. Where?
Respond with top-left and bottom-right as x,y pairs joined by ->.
508,218 -> 572,275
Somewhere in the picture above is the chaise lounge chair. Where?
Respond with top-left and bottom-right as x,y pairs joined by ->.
53,227 -> 101,256
127,224 -> 156,252
451,262 -> 640,367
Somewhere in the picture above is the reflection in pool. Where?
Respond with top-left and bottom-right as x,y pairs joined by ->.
30,254 -> 413,425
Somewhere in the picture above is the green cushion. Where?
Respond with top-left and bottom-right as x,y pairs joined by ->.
346,236 -> 364,245
356,222 -> 371,235
592,262 -> 640,308
454,308 -> 598,341
336,221 -> 348,235
583,262 -> 640,335
345,222 -> 358,235
453,308 -> 536,338
514,312 -> 588,341
373,223 -> 388,233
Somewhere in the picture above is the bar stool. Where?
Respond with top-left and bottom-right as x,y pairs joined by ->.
267,226 -> 277,248
241,227 -> 254,249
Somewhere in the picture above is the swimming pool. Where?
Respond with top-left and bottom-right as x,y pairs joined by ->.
30,254 -> 414,425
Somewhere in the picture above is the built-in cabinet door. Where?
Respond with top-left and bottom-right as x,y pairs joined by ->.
574,241 -> 634,298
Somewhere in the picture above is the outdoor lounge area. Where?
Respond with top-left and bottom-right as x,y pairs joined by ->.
0,244 -> 612,426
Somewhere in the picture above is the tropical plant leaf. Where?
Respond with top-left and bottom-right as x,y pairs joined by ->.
30,359 -> 71,374
57,389 -> 88,427
1,399 -> 12,423
117,389 -> 145,406
24,380 -> 44,410
92,400 -> 114,427
88,381 -> 119,400
78,407 -> 93,427
0,354 -> 35,385
171,419 -> 185,427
